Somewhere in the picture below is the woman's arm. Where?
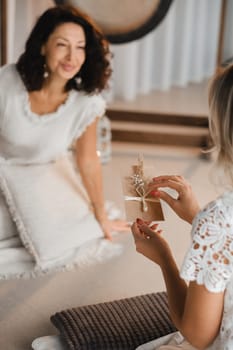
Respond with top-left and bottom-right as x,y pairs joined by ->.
75,118 -> 129,239
181,281 -> 224,349
132,222 -> 224,349
75,118 -> 111,238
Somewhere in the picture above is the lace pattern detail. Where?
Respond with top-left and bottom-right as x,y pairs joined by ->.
180,192 -> 233,293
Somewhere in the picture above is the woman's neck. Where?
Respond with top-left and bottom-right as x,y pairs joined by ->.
28,77 -> 70,116
41,75 -> 67,97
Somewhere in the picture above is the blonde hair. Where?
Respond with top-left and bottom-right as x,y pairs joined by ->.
208,64 -> 233,187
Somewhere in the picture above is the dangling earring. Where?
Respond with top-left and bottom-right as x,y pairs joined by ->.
75,76 -> 82,87
43,64 -> 49,79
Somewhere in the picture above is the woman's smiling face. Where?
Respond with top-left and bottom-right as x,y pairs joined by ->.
41,22 -> 86,82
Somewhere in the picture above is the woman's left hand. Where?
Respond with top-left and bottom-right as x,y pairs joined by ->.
131,218 -> 172,267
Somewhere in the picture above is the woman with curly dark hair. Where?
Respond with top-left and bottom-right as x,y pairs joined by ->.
16,5 -> 111,93
0,5 -> 129,278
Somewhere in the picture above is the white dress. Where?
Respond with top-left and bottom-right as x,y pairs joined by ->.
0,64 -> 106,164
0,64 -> 122,279
180,191 -> 233,350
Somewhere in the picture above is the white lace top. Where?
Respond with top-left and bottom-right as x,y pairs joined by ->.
180,191 -> 233,350
0,64 -> 106,164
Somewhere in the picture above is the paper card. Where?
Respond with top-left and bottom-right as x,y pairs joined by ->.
122,156 -> 164,222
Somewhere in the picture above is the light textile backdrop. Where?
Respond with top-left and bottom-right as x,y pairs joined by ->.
5,0 -> 233,101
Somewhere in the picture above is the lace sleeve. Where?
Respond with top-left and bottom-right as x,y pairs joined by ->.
180,198 -> 233,293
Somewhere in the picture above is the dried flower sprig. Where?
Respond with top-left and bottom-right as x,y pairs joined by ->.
130,173 -> 148,212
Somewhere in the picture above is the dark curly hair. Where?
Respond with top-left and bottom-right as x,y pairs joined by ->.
16,5 -> 112,93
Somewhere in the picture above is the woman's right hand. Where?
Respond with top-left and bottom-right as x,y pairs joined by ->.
149,175 -> 200,224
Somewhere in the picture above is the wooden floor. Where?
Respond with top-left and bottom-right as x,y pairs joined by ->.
0,81 -> 214,350
108,80 -> 209,115
0,142 -> 217,350
107,81 -> 210,147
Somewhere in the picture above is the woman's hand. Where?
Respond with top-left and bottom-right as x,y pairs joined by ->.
97,216 -> 130,241
131,218 -> 172,267
150,175 -> 200,224
100,219 -> 130,240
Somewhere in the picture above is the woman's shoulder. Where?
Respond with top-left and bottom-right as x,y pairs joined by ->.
74,91 -> 105,103
0,63 -> 20,89
72,91 -> 106,116
182,191 -> 233,292
0,63 -> 17,78
201,191 -> 233,213
193,191 -> 233,231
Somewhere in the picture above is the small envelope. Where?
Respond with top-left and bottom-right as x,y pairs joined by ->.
122,156 -> 164,222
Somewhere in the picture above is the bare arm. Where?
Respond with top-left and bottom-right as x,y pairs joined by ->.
75,118 -> 129,239
75,118 -> 110,238
131,222 -> 224,349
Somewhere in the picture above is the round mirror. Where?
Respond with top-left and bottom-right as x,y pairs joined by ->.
54,0 -> 173,43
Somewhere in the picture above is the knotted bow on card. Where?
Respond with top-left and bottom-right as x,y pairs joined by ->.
122,156 -> 164,222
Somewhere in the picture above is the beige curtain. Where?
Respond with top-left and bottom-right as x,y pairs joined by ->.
6,0 -> 233,102
110,0 -> 222,100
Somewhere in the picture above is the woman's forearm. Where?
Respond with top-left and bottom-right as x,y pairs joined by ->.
132,221 -> 188,329
160,254 -> 188,330
76,155 -> 106,220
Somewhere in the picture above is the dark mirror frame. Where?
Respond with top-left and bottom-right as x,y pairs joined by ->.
0,0 -> 7,65
54,0 -> 173,44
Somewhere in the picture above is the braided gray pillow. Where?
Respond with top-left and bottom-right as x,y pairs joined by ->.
51,292 -> 176,350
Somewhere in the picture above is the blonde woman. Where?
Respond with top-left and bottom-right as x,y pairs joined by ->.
132,64 -> 233,350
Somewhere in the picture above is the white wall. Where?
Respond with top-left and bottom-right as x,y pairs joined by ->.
6,0 -> 53,63
110,0 -> 223,100
223,0 -> 233,62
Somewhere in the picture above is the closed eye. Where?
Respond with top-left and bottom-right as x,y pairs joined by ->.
57,42 -> 67,47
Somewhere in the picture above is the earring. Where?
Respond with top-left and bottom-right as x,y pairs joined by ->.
75,76 -> 82,86
43,64 -> 49,78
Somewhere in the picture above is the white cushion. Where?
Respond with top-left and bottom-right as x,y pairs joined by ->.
135,333 -> 177,350
0,191 -> 18,240
32,333 -> 188,350
0,153 -> 103,269
135,332 -> 197,350
31,335 -> 65,350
